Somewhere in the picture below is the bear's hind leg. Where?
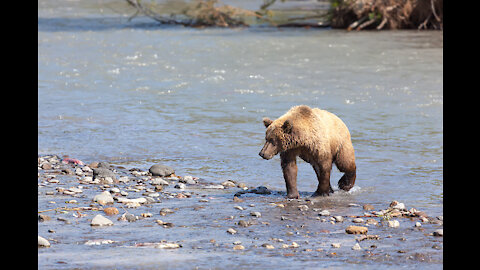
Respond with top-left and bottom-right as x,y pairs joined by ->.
281,152 -> 300,199
311,162 -> 333,196
335,144 -> 356,192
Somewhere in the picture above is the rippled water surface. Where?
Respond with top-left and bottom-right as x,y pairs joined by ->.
38,0 -> 442,268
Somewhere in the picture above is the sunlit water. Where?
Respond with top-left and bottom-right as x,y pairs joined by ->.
38,0 -> 442,268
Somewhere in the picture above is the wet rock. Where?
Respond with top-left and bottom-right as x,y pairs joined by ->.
151,178 -> 169,185
333,216 -> 344,222
233,244 -> 245,250
149,164 -> 175,177
363,204 -> 374,211
366,219 -> 378,225
433,229 -> 443,237
352,243 -> 362,250
38,214 -> 51,222
38,236 -> 51,247
233,196 -> 244,203
180,175 -> 197,184
252,186 -> 271,195
345,225 -> 368,234
41,163 -> 52,170
91,214 -> 114,226
387,220 -> 400,228
227,228 -> 237,234
159,208 -> 175,216
124,213 -> 137,222
204,185 -> 224,189
154,242 -> 181,249
93,167 -> 116,180
352,218 -> 364,223
250,211 -> 261,218
222,180 -> 236,187
389,200 -> 406,210
262,243 -> 275,249
318,210 -> 330,216
415,222 -> 422,227
238,220 -> 249,227
104,207 -> 119,216
331,243 -> 341,248
93,191 -> 114,205
84,239 -> 115,246
175,183 -> 186,190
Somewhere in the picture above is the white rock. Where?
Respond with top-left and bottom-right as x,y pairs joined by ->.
318,210 -> 330,216
331,243 -> 341,248
85,239 -> 114,245
118,176 -> 130,183
352,243 -> 362,250
91,214 -> 114,226
204,185 -> 225,189
227,228 -> 237,234
387,220 -> 400,228
250,211 -> 261,218
38,236 -> 51,247
415,222 -> 422,227
93,191 -> 114,204
175,183 -> 186,190
333,216 -> 344,222
392,203 -> 406,210
352,218 -> 364,223
151,178 -> 169,185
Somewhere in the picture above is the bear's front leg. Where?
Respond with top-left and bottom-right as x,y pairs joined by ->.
280,152 -> 299,199
312,162 -> 333,196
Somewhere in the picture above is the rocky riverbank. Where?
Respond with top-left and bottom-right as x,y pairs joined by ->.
38,154 -> 443,268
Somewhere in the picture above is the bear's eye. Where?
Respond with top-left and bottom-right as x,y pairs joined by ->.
268,139 -> 275,146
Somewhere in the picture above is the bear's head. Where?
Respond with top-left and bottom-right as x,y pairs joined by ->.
259,117 -> 295,160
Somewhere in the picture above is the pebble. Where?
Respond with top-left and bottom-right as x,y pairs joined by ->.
233,245 -> 245,250
352,218 -> 364,223
250,211 -> 261,218
91,214 -> 114,226
175,183 -> 186,190
333,216 -> 344,222
318,210 -> 330,216
262,243 -> 275,249
352,243 -> 362,250
93,167 -> 116,179
149,178 -> 167,186
415,222 -> 422,227
204,185 -> 224,189
331,243 -> 341,248
234,206 -> 244,210
221,180 -> 236,187
103,207 -> 119,216
85,239 -> 114,245
149,164 -> 175,177
363,204 -> 374,211
38,214 -> 51,222
38,236 -> 51,247
93,191 -> 114,205
181,176 -> 197,184
345,225 -> 368,234
387,220 -> 400,228
366,219 -> 378,225
227,228 -> 237,234
433,229 -> 443,237
238,220 -> 249,227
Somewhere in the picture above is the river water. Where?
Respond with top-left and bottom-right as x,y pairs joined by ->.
38,0 -> 443,268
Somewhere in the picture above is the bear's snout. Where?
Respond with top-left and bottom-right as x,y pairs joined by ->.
259,142 -> 276,160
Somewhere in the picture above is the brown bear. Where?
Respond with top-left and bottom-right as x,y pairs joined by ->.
259,105 -> 356,198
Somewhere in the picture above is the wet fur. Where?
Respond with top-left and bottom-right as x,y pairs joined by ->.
260,105 -> 356,198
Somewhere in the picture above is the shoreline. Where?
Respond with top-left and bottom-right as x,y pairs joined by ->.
38,154 -> 443,267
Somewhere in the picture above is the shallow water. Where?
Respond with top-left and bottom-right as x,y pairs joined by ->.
38,0 -> 443,268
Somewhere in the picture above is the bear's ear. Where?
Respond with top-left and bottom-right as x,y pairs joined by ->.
282,120 -> 293,134
263,117 -> 273,128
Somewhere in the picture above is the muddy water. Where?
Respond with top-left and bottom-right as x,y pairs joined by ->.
38,0 -> 442,268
